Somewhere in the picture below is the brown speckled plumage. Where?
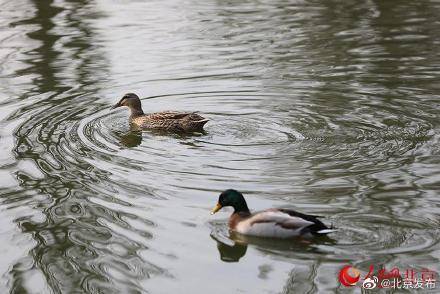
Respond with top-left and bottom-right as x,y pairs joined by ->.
111,93 -> 209,132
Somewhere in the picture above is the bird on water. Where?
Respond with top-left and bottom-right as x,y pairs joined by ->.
211,189 -> 336,238
111,93 -> 209,132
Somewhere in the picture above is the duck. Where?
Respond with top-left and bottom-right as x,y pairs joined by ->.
111,93 -> 209,132
210,189 -> 336,238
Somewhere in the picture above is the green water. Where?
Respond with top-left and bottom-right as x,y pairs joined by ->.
0,0 -> 439,293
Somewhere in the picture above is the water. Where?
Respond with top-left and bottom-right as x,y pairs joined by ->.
1,0 -> 439,293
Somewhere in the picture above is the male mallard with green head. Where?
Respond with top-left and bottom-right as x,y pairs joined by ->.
111,93 -> 209,132
211,189 -> 336,238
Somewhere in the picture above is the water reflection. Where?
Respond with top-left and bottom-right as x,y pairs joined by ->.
7,0 -> 161,292
1,0 -> 440,292
114,130 -> 143,148
211,234 -> 247,263
211,227 -> 337,263
113,125 -> 208,148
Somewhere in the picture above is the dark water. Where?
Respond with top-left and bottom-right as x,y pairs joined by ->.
1,0 -> 439,293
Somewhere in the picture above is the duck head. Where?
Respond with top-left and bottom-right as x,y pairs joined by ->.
111,93 -> 144,116
211,189 -> 250,214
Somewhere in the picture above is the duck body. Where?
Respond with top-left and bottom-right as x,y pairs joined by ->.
212,189 -> 336,239
112,93 -> 208,132
132,110 -> 208,132
229,208 -> 332,238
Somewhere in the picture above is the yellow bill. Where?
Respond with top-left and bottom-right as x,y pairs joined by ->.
210,202 -> 222,215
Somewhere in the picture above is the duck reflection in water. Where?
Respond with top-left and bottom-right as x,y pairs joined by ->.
114,127 -> 207,148
211,233 -> 248,262
211,231 -> 336,263
113,130 -> 143,148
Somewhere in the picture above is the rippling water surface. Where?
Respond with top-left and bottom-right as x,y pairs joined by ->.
1,0 -> 439,293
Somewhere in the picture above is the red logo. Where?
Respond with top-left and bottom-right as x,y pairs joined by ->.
339,266 -> 361,287
338,265 -> 437,289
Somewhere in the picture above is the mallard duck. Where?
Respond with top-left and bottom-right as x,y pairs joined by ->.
111,93 -> 209,132
211,189 -> 336,238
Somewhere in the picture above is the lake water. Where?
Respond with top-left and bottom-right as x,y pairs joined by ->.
0,0 -> 439,293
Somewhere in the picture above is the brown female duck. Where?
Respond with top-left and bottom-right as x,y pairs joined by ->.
111,93 -> 209,132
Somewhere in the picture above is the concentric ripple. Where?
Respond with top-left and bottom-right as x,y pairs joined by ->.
1,0 -> 440,293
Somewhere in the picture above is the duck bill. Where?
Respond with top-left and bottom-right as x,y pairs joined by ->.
111,103 -> 120,110
210,203 -> 222,215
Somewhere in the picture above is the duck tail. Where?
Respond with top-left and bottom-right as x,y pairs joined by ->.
316,229 -> 338,234
195,119 -> 209,126
317,222 -> 337,234
185,118 -> 209,132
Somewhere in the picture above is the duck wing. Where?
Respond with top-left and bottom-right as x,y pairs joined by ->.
253,209 -> 316,228
277,209 -> 322,223
148,111 -> 205,121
